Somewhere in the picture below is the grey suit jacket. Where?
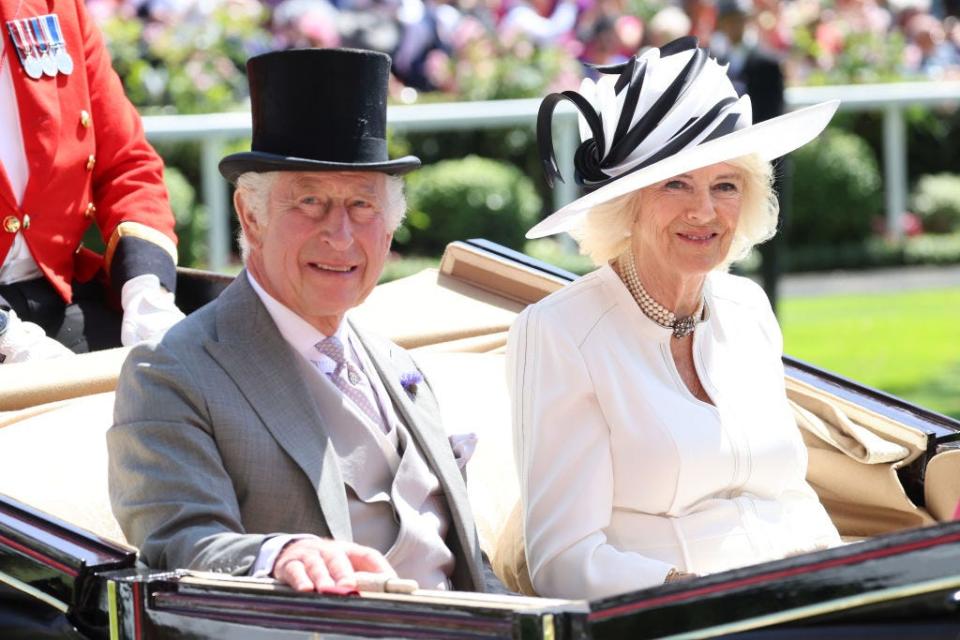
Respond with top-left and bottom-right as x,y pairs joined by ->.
108,272 -> 486,592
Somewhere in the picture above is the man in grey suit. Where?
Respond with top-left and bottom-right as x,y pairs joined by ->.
108,48 -> 487,593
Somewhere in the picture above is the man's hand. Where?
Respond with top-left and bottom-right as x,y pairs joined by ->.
272,538 -> 396,592
120,274 -> 185,346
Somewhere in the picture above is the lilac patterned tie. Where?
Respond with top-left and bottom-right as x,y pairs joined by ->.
316,335 -> 383,427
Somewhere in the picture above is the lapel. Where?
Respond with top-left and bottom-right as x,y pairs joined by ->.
203,272 -> 353,542
349,319 -> 480,564
2,0 -> 60,209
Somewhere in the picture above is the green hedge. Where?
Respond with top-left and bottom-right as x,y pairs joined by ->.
788,128 -> 883,246
785,232 -> 960,272
397,156 -> 541,255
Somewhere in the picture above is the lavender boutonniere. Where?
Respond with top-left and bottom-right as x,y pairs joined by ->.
400,370 -> 423,397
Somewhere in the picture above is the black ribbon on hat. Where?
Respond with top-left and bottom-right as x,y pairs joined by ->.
538,37 -> 743,194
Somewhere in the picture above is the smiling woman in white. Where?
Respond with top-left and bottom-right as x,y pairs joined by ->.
507,37 -> 842,600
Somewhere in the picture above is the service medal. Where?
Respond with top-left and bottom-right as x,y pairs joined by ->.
48,15 -> 73,75
39,13 -> 73,76
29,17 -> 57,77
24,53 -> 42,78
40,52 -> 57,77
56,48 -> 73,75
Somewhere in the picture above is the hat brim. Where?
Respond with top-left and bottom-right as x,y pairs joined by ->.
219,152 -> 422,184
526,100 -> 840,239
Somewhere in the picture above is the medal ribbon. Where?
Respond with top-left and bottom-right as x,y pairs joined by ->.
7,20 -> 32,65
44,15 -> 63,53
27,17 -> 47,57
3,0 -> 30,75
38,15 -> 58,55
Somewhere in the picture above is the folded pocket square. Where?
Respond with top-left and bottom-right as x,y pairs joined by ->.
449,432 -> 478,470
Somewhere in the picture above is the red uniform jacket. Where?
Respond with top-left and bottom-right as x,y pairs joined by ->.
0,0 -> 177,302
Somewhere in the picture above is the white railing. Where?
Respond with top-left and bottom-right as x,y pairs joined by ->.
142,81 -> 960,271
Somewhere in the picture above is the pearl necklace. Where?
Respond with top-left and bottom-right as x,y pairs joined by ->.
617,250 -> 704,339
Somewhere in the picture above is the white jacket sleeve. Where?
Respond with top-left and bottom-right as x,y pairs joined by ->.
507,305 -> 673,600
751,284 -> 842,550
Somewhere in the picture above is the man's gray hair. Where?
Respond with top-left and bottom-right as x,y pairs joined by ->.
234,171 -> 408,263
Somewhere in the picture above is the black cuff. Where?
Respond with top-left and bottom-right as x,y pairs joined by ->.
109,236 -> 178,293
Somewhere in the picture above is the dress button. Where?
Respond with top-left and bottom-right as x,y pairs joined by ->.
84,203 -> 96,219
3,216 -> 20,233
80,110 -> 91,128
86,155 -> 96,171
22,214 -> 30,230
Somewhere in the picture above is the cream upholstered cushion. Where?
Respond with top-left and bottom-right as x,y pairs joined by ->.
925,449 -> 960,522
786,377 -> 935,537
408,349 -> 536,594
0,392 -> 129,546
411,351 -> 516,556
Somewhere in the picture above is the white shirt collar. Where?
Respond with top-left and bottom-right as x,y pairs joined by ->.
246,270 -> 348,373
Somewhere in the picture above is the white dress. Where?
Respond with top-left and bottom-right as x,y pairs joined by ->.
506,265 -> 841,600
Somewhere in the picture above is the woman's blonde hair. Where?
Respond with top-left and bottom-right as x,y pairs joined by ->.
570,154 -> 779,269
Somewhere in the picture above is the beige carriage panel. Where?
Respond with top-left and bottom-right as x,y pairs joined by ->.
353,269 -> 520,352
353,241 -> 565,353
438,242 -> 568,305
0,347 -> 130,413
0,392 -> 129,546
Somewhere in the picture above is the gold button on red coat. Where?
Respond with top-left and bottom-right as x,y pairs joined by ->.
84,203 -> 96,218
86,155 -> 96,171
22,214 -> 30,230
3,216 -> 20,233
80,110 -> 91,128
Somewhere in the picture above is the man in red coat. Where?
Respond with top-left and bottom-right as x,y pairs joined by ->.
0,0 -> 183,360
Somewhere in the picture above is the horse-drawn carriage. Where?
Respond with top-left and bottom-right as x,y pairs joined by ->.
2,240 -> 959,639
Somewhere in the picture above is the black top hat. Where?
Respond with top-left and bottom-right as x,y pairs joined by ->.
219,48 -> 420,183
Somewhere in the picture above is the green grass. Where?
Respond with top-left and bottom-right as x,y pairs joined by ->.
780,288 -> 960,420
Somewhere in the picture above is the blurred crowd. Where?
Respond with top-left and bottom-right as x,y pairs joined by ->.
87,0 -> 960,103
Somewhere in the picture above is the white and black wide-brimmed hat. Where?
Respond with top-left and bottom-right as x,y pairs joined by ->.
528,37 -> 839,239
219,48 -> 420,183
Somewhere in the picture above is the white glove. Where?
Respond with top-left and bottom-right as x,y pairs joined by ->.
120,274 -> 185,346
0,309 -> 74,363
